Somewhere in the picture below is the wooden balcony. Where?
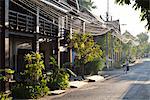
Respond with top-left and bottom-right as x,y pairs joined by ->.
39,17 -> 58,37
9,10 -> 36,32
8,10 -> 58,37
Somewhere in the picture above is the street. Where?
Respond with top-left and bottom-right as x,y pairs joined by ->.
50,59 -> 150,100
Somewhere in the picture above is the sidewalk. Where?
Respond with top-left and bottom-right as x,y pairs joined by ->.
99,68 -> 124,80
99,59 -> 143,80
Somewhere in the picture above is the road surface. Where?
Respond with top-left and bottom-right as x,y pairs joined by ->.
50,59 -> 150,100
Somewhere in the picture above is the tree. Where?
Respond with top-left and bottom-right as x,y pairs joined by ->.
137,33 -> 149,44
115,0 -> 150,30
12,52 -> 49,99
78,0 -> 97,11
121,31 -> 139,63
136,33 -> 150,57
71,33 -> 102,77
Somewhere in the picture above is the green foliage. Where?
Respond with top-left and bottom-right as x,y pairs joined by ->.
137,33 -> 149,44
0,69 -> 14,100
70,33 -> 103,76
122,42 -> 138,61
0,92 -> 11,100
48,71 -> 69,90
71,33 -> 103,75
12,83 -> 49,99
85,58 -> 105,75
0,69 -> 15,81
12,84 -> 30,99
113,38 -> 122,53
122,31 -> 140,61
47,57 -> 73,90
71,33 -> 102,65
136,33 -> 150,57
96,35 -> 106,60
12,52 -> 49,99
24,52 -> 45,82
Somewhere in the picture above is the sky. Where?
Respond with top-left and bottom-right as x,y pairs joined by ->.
91,0 -> 149,38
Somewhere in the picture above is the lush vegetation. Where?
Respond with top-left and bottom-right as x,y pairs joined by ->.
12,52 -> 49,99
122,32 -> 150,63
1,32 -> 148,100
0,69 -> 15,100
136,33 -> 150,57
97,33 -> 122,68
85,58 -> 105,75
47,57 -> 71,90
70,33 -> 103,76
0,51 -> 76,99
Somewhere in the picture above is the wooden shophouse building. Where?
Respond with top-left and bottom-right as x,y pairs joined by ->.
0,0 -> 125,91
0,0 -> 82,78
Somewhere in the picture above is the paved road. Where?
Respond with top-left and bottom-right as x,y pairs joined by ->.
50,59 -> 150,100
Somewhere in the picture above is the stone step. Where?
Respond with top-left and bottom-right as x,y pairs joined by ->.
86,75 -> 104,82
69,81 -> 88,88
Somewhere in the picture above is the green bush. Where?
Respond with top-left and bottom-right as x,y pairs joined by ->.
0,92 -> 11,100
12,84 -> 30,99
0,69 -> 14,100
47,57 -> 71,90
12,52 -> 49,99
12,80 -> 49,99
48,71 -> 69,90
85,58 -> 105,75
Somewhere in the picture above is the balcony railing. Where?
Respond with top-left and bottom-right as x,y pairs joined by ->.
9,10 -> 35,32
9,10 -> 58,37
39,17 -> 58,37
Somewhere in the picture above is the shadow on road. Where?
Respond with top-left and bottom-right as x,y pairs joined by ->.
121,83 -> 150,100
119,60 -> 150,100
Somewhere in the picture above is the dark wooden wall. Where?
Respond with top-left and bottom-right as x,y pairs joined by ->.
0,0 -> 5,91
0,0 -> 5,68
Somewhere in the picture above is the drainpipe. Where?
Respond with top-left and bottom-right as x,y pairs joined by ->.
70,16 -> 73,64
36,7 -> 40,53
58,17 -> 61,68
82,21 -> 85,34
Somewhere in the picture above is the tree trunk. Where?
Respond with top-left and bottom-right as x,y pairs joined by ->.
81,64 -> 85,79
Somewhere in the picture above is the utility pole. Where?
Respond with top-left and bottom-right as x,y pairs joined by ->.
105,0 -> 109,69
106,0 -> 109,21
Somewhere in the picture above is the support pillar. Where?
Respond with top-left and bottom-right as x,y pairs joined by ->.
106,33 -> 109,69
58,17 -> 61,68
70,16 -> 73,64
82,21 -> 85,34
111,35 -> 114,67
0,0 -> 10,91
36,7 -> 40,53
36,35 -> 40,52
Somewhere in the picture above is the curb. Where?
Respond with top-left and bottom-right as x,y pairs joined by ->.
104,73 -> 122,80
50,90 -> 66,95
